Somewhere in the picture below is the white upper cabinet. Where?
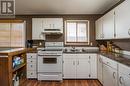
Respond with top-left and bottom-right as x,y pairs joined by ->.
102,10 -> 115,39
42,18 -> 63,33
96,0 -> 130,39
96,17 -> 103,40
96,10 -> 115,40
32,18 -> 45,40
115,0 -> 130,38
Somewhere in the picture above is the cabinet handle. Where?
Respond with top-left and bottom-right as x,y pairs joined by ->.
99,58 -> 102,63
113,72 -> 116,79
102,34 -> 104,38
39,33 -> 42,38
53,24 -> 54,28
128,28 -> 130,35
77,61 -> 79,65
119,76 -> 123,85
73,61 -> 75,65
31,65 -> 32,67
50,24 -> 51,28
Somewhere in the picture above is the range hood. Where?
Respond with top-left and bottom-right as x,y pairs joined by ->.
42,29 -> 63,35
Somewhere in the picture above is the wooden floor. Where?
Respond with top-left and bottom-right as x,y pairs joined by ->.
21,80 -> 102,86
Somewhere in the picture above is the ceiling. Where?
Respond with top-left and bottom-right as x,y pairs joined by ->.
15,0 -> 120,15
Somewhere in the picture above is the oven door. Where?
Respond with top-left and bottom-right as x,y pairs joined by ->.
38,55 -> 62,72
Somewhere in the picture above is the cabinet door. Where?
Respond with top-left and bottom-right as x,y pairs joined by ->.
96,17 -> 103,40
103,64 -> 118,86
43,18 -> 52,29
76,58 -> 90,79
63,58 -> 76,79
32,18 -> 45,40
52,18 -> 63,29
118,72 -> 130,86
97,56 -> 103,84
90,54 -> 97,78
102,10 -> 115,39
115,0 -> 130,38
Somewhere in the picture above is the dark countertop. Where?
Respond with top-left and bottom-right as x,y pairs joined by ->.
63,51 -> 130,67
63,51 -> 98,54
100,51 -> 130,67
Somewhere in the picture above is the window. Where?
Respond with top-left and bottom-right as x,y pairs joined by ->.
0,20 -> 25,47
65,20 -> 89,45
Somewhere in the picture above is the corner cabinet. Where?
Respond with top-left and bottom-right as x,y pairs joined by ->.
63,54 -> 97,79
115,0 -> 130,38
32,18 -> 45,40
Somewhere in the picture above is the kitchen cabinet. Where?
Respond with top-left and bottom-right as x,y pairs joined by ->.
63,54 -> 97,79
97,55 -> 103,84
102,10 -> 115,39
115,0 -> 130,38
118,63 -> 130,86
96,10 -> 115,40
43,18 -> 63,29
96,17 -> 103,39
76,54 -> 90,78
26,53 -> 37,79
63,54 -> 76,79
101,55 -> 118,86
103,64 -> 118,86
32,18 -> 45,40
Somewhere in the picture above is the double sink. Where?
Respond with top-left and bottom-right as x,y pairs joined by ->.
63,47 -> 99,54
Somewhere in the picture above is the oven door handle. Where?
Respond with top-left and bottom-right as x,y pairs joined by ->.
38,55 -> 62,56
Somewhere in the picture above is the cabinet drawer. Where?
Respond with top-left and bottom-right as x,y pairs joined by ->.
27,64 -> 36,70
27,59 -> 36,64
119,63 -> 130,77
101,55 -> 117,69
27,53 -> 37,59
27,71 -> 37,78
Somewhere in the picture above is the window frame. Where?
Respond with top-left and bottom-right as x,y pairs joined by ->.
65,20 -> 90,45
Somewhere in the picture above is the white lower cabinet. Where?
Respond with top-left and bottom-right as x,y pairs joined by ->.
118,63 -> 130,86
63,57 -> 76,79
26,53 -> 37,79
97,55 -> 103,84
63,54 -> 97,79
118,72 -> 130,86
103,64 -> 118,86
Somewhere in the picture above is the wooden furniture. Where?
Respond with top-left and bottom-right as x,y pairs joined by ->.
63,53 -> 97,79
0,49 -> 27,86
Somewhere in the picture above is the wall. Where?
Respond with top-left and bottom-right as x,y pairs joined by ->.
13,15 -> 101,47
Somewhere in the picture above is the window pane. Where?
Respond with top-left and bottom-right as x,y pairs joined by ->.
0,23 -> 11,47
11,23 -> 25,47
77,23 -> 87,42
66,23 -> 76,42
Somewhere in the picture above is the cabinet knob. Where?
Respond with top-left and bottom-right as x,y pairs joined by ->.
113,72 -> 116,79
31,73 -> 33,75
128,29 -> 130,35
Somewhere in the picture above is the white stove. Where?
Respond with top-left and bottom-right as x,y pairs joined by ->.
37,42 -> 63,81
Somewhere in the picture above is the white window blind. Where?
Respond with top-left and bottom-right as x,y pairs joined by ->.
0,22 -> 25,47
65,20 -> 89,45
